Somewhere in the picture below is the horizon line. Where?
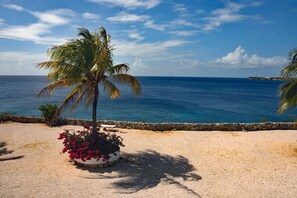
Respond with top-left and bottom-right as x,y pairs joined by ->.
0,75 -> 266,79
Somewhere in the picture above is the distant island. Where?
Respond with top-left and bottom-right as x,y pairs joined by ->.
248,77 -> 286,81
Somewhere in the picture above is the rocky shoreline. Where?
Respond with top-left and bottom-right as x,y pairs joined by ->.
1,115 -> 296,131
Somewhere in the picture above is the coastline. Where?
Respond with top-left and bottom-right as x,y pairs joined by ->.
0,122 -> 296,197
1,115 -> 297,131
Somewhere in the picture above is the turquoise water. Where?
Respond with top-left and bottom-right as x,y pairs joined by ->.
0,76 -> 296,123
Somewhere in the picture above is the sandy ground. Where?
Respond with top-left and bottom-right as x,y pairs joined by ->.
0,122 -> 296,198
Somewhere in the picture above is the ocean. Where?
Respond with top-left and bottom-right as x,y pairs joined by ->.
0,76 -> 296,123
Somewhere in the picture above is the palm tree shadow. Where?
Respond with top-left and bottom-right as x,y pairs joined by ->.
82,150 -> 202,197
0,141 -> 24,161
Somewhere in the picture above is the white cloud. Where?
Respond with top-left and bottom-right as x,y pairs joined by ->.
113,39 -> 189,59
144,19 -> 199,31
142,1 -> 264,35
115,43 -> 287,76
82,12 -> 100,20
0,23 -> 49,39
216,46 -> 288,68
175,46 -> 288,71
144,20 -> 167,31
0,51 -> 48,75
203,2 -> 263,31
170,30 -> 198,36
0,4 -> 73,44
0,23 -> 67,45
196,9 -> 204,14
87,0 -> 160,9
112,39 -> 192,76
171,19 -> 199,28
3,3 -> 24,11
131,57 -> 147,68
0,51 -> 46,62
173,4 -> 189,17
4,3 -> 74,25
128,32 -> 144,41
30,9 -> 74,25
107,12 -> 150,22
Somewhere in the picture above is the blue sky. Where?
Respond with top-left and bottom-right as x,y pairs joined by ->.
0,0 -> 296,77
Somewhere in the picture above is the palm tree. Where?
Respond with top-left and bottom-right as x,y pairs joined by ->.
278,48 -> 297,113
37,26 -> 141,135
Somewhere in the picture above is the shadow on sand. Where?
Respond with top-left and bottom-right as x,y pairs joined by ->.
80,150 -> 202,197
0,141 -> 24,161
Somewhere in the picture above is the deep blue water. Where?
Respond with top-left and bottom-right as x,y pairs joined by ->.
0,76 -> 296,123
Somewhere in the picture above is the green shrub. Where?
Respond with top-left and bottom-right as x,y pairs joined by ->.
39,104 -> 59,125
0,112 -> 13,116
0,112 -> 13,122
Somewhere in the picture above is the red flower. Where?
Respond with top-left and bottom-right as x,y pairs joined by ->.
62,147 -> 68,153
58,133 -> 64,140
58,127 -> 123,161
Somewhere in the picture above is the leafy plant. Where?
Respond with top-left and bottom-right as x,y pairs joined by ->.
278,48 -> 297,113
39,104 -> 59,125
0,112 -> 13,122
58,126 -> 124,162
0,112 -> 13,116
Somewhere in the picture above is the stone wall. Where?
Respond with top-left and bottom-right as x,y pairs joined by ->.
1,115 -> 297,131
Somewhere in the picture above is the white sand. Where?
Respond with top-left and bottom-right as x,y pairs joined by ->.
0,122 -> 296,198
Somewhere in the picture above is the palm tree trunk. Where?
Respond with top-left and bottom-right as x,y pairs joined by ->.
92,84 -> 99,134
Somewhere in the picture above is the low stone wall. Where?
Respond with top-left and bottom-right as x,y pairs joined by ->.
0,115 -> 44,124
1,115 -> 297,131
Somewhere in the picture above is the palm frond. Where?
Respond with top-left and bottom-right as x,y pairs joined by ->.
37,61 -> 77,70
289,48 -> 297,63
99,26 -> 108,43
77,27 -> 92,41
281,62 -> 297,78
47,70 -> 60,81
38,61 -> 85,80
281,48 -> 297,78
48,39 -> 94,72
111,74 -> 141,96
50,84 -> 83,123
37,79 -> 77,96
107,64 -> 130,75
69,82 -> 93,111
102,79 -> 121,99
93,43 -> 112,71
278,79 -> 297,113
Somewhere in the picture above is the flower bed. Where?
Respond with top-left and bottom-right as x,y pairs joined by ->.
58,126 -> 124,164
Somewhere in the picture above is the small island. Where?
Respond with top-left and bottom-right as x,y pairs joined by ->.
248,76 -> 286,81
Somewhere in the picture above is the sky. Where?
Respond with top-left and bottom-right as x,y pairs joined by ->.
0,0 -> 296,77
